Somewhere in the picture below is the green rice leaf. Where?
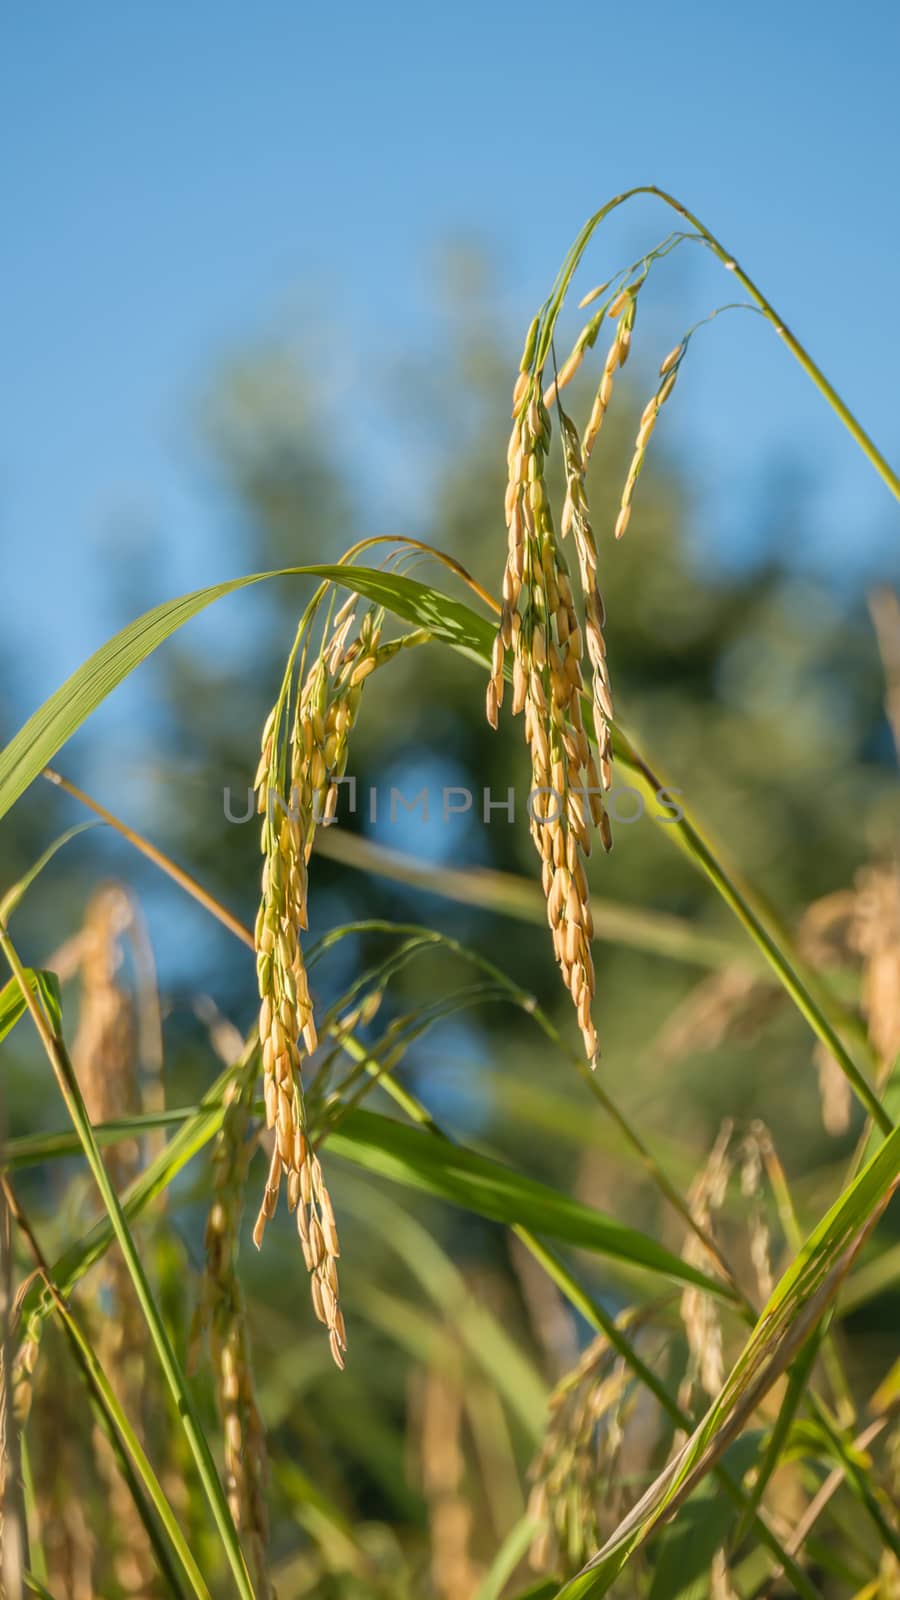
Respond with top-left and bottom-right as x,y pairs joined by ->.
327,1108 -> 735,1301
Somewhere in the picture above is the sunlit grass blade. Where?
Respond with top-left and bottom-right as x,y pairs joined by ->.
2,1107 -> 201,1169
646,1434 -> 760,1600
0,562 -> 488,824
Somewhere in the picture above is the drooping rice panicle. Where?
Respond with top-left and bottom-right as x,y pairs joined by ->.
580,287 -> 640,472
488,325 -> 611,1064
613,339 -> 684,541
253,592 -> 382,1366
489,382 -> 596,1057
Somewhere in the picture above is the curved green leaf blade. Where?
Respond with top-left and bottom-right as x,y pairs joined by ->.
0,564 -> 491,823
327,1108 -> 734,1301
0,821 -> 100,922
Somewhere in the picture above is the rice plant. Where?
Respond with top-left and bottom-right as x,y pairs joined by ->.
1,188 -> 898,1599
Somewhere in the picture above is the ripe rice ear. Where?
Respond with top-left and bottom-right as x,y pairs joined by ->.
253,594 -> 386,1365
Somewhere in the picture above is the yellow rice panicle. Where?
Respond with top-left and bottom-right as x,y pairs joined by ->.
253,596 -> 381,1367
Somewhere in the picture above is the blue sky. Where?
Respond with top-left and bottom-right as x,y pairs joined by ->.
5,0 -> 900,710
